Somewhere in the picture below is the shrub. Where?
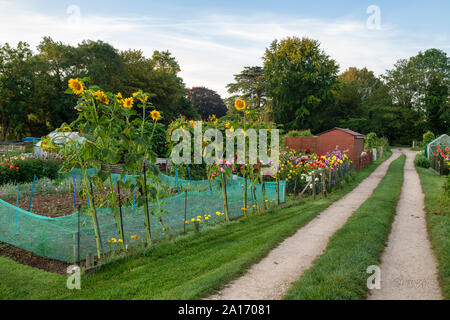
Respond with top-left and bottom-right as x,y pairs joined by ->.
414,154 -> 430,168
423,131 -> 435,145
286,129 -> 314,137
0,154 -> 62,185
365,132 -> 378,149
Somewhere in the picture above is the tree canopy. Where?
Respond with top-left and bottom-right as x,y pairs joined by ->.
186,87 -> 227,119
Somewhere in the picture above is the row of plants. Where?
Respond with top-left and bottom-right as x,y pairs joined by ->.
167,99 -> 279,220
0,153 -> 61,185
277,149 -> 351,194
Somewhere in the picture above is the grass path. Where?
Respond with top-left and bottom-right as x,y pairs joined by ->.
415,160 -> 449,299
368,150 -> 442,300
208,150 -> 400,300
284,154 -> 405,299
0,152 -> 391,300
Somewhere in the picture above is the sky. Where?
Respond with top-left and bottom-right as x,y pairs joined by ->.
0,0 -> 449,97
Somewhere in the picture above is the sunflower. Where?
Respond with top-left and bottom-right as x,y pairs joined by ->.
116,92 -> 123,104
123,97 -> 133,109
151,110 -> 161,121
68,78 -> 84,95
234,99 -> 246,111
94,90 -> 109,105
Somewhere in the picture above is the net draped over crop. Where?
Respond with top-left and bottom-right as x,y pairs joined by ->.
0,170 -> 286,262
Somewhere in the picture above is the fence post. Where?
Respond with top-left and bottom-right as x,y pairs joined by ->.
322,170 -> 326,197
312,171 -> 316,200
184,190 -> 187,234
14,184 -> 19,235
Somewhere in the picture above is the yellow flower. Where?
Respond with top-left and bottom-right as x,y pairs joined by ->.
185,220 -> 189,224
234,99 -> 246,111
151,110 -> 161,121
225,122 -> 230,128
94,90 -> 109,105
118,239 -> 123,243
123,97 -> 133,109
68,78 -> 84,95
216,211 -> 221,215
130,235 -> 139,239
116,92 -> 123,104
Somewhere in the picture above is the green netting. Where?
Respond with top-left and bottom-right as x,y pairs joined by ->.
0,170 -> 285,263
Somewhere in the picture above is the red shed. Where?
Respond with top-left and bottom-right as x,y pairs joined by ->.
317,127 -> 366,163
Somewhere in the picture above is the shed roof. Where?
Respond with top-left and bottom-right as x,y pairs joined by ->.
318,127 -> 366,138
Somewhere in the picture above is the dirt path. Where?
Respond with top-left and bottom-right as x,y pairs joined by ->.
208,150 -> 401,300
368,149 -> 442,300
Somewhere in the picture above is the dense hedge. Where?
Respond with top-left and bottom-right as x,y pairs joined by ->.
0,154 -> 61,185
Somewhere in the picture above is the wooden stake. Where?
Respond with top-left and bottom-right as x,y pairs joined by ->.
142,163 -> 152,245
312,171 -> 316,200
116,182 -> 125,246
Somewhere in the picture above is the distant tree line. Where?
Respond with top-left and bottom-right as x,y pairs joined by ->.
226,37 -> 449,145
1,36 -> 448,145
0,37 -> 199,140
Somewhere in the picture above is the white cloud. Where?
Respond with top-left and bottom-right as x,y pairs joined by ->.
0,0 -> 448,97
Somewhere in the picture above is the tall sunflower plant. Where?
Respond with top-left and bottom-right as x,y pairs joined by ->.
46,78 -> 164,258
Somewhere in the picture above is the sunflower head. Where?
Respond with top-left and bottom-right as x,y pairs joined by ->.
94,90 -> 109,105
68,78 -> 84,95
123,97 -> 133,109
151,110 -> 161,121
234,99 -> 246,111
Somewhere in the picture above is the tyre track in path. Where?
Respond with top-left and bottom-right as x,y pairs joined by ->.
208,150 -> 401,300
368,149 -> 442,300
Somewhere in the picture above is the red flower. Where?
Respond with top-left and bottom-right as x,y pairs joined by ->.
446,147 -> 449,153
305,148 -> 311,154
437,148 -> 441,153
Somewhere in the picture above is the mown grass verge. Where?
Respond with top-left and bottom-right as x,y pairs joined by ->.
415,160 -> 450,299
284,154 -> 405,300
0,151 -> 392,300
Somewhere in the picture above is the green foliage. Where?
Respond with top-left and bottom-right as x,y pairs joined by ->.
365,132 -> 378,149
263,37 -> 339,132
0,154 -> 61,185
186,87 -> 227,119
285,129 -> 313,137
423,131 -> 436,145
0,38 -> 198,141
226,66 -> 267,120
414,154 -> 431,168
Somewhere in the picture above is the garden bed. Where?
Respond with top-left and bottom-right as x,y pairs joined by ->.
0,242 -> 72,274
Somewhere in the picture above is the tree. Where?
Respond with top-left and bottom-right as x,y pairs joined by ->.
334,67 -> 384,134
0,42 -> 34,140
226,66 -> 266,109
263,37 -> 339,132
120,49 -> 198,122
186,87 -> 227,119
383,48 -> 450,142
